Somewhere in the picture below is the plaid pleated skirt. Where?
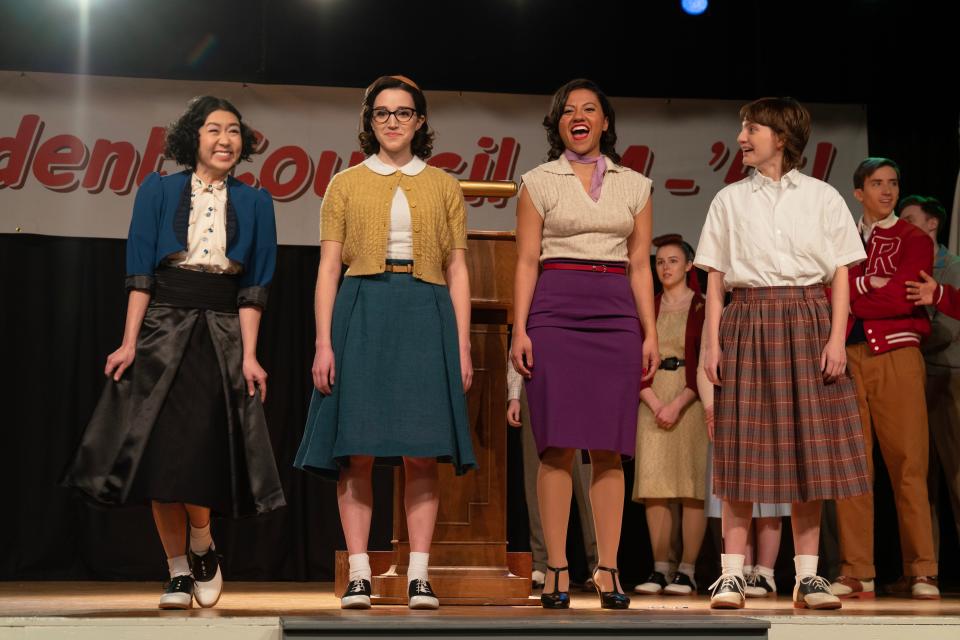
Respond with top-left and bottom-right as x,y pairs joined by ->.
713,285 -> 870,503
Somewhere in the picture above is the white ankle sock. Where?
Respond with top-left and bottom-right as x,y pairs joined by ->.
677,562 -> 696,578
653,561 -> 671,576
408,551 -> 429,583
721,553 -> 745,577
757,564 -> 775,580
167,554 -> 191,578
348,553 -> 371,582
794,554 -> 818,579
743,563 -> 754,576
189,522 -> 213,555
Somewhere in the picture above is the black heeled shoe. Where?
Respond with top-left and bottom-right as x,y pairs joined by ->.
540,565 -> 570,609
594,566 -> 630,609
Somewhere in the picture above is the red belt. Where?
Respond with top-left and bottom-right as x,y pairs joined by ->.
542,263 -> 627,275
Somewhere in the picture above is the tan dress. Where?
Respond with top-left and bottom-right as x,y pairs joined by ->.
632,298 -> 707,501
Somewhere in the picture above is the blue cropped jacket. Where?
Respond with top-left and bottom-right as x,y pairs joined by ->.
124,170 -> 277,308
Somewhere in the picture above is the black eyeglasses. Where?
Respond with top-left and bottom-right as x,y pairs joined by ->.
371,107 -> 418,124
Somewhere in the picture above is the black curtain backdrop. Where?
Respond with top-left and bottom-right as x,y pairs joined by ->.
3,233 -> 957,591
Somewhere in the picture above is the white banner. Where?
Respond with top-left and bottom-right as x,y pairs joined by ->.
1,71 -> 868,247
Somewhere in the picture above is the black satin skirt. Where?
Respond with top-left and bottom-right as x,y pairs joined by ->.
62,267 -> 286,518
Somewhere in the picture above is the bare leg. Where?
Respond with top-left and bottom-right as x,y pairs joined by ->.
588,449 -> 625,593
645,499 -> 673,564
743,519 -> 755,567
791,501 -> 822,556
538,447 -> 575,593
755,516 -> 783,568
337,456 -> 375,555
680,498 -> 707,565
184,504 -> 211,530
152,501 -> 188,558
722,501 -> 754,556
403,457 -> 439,553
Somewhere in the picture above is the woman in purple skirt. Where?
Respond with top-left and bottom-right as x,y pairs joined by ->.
511,79 -> 659,609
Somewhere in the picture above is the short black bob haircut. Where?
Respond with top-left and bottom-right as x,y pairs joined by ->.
164,96 -> 258,169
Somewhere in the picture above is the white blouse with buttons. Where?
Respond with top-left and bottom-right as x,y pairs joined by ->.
695,169 -> 865,289
168,173 -> 242,273
363,154 -> 425,260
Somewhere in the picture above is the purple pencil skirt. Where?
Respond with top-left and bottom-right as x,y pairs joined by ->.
524,260 -> 644,457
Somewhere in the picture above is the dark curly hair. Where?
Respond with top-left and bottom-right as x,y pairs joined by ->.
164,96 -> 258,169
543,79 -> 620,164
358,76 -> 434,159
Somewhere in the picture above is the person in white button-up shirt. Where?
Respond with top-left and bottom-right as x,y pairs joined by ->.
694,97 -> 869,611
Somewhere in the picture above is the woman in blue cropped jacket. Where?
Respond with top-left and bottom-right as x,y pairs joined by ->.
63,96 -> 284,610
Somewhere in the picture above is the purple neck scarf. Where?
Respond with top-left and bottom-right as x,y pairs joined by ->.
563,149 -> 607,202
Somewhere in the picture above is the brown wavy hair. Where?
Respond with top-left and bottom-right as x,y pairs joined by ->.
358,75 -> 434,160
739,97 -> 810,173
652,233 -> 695,262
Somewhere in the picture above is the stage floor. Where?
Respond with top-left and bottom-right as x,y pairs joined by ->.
1,582 -> 957,639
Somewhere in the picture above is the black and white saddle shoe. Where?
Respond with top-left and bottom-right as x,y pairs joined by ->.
189,547 -> 223,608
745,570 -> 777,598
159,574 -> 195,610
408,578 -> 439,610
709,572 -> 746,609
664,571 -> 697,595
634,570 -> 669,595
794,575 -> 841,610
341,578 -> 372,609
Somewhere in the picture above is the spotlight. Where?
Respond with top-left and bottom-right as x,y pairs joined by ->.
681,0 -> 708,16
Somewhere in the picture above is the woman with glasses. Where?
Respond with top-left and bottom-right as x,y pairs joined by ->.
512,78 -> 659,609
295,75 -> 476,611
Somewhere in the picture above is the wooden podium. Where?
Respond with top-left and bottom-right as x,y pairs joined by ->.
333,227 -> 536,605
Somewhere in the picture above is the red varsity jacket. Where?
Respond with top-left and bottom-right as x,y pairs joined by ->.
847,218 -> 933,354
932,282 -> 960,319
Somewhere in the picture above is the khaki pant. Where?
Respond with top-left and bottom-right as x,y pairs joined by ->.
836,344 -> 937,578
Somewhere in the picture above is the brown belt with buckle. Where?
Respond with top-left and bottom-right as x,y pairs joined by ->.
384,264 -> 414,274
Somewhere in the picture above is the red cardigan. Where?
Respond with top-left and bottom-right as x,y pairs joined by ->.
640,292 -> 706,392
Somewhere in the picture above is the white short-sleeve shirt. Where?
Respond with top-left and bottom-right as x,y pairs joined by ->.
694,169 -> 865,288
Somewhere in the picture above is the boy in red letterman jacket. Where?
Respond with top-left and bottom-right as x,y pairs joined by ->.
831,158 -> 940,600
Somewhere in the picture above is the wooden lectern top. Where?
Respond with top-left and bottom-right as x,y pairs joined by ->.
466,230 -> 516,325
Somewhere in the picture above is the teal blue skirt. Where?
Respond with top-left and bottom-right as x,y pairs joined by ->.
294,268 -> 477,479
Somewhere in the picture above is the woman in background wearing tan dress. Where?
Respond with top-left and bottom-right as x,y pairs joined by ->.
633,235 -> 707,596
